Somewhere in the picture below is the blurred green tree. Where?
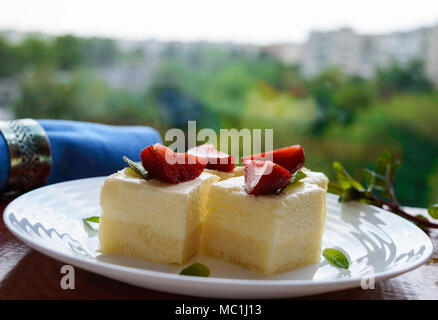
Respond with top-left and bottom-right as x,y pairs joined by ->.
332,76 -> 376,124
16,37 -> 55,69
376,59 -> 433,96
54,35 -> 81,70
0,36 -> 21,76
202,63 -> 255,116
14,69 -> 82,119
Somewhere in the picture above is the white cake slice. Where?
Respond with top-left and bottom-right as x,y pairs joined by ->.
201,170 -> 328,275
99,168 -> 218,264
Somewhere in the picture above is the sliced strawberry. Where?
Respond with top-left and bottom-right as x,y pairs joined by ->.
188,144 -> 235,172
241,145 -> 305,173
141,143 -> 206,184
244,160 -> 292,195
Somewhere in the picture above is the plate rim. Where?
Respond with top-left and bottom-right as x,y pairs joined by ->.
3,176 -> 434,288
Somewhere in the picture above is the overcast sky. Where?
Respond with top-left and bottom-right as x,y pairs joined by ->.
1,0 -> 437,44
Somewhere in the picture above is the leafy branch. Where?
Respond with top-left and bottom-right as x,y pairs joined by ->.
328,150 -> 438,229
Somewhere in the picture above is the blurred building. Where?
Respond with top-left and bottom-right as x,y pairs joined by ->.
301,28 -> 363,77
2,24 -> 437,85
1,30 -> 50,44
264,43 -> 302,65
266,24 -> 438,85
425,26 -> 438,85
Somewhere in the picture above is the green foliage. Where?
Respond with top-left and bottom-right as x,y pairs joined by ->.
14,69 -> 83,119
0,36 -> 20,76
308,68 -> 377,129
328,161 -> 366,203
321,92 -> 438,207
54,35 -> 81,70
427,163 -> 438,205
332,78 -> 376,123
428,204 -> 438,219
202,63 -> 255,115
244,88 -> 316,124
0,34 -> 120,75
376,59 -> 433,96
328,150 -> 400,204
16,37 -> 56,69
329,150 -> 438,228
12,68 -> 160,125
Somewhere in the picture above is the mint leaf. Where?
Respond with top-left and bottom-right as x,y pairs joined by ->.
84,216 -> 99,223
373,150 -> 400,198
327,181 -> 344,195
428,204 -> 438,219
323,248 -> 349,269
291,170 -> 307,183
179,263 -> 210,277
362,168 -> 375,192
374,151 -> 390,178
332,161 -> 352,190
275,170 -> 307,195
82,216 -> 99,230
328,162 -> 366,202
123,156 -> 151,180
333,161 -> 364,191
362,169 -> 389,194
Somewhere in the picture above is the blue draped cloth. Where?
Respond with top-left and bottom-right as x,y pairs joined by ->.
0,120 -> 162,191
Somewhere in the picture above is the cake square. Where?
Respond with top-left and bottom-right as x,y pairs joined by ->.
99,168 -> 218,264
201,171 -> 328,275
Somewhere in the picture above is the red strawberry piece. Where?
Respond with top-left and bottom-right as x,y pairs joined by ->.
141,143 -> 207,184
188,144 -> 235,172
241,145 -> 305,173
243,160 -> 292,195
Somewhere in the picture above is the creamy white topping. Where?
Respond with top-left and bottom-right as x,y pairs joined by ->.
210,168 -> 328,199
108,168 -> 218,194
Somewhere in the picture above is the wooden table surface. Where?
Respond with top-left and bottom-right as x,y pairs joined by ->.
0,195 -> 437,300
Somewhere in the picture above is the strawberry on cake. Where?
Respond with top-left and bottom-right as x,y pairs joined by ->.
188,144 -> 244,181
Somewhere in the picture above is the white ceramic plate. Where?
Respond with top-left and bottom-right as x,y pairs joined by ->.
3,177 -> 433,298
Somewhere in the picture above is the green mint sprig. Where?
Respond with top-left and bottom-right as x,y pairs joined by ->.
123,156 -> 151,180
276,170 -> 307,195
179,263 -> 210,277
328,150 -> 438,228
82,216 -> 100,230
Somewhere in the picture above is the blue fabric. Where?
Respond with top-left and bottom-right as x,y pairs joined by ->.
0,120 -> 162,190
0,134 -> 8,190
